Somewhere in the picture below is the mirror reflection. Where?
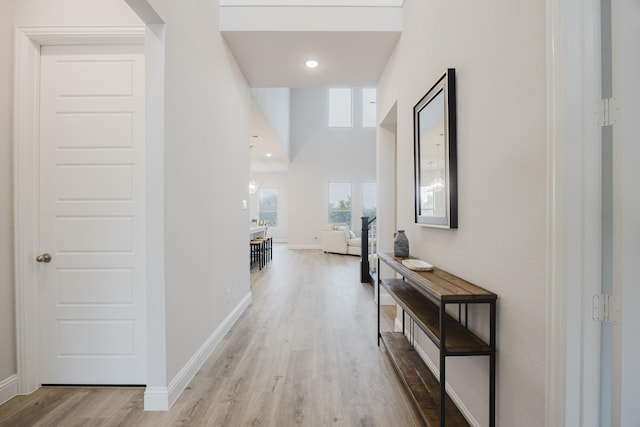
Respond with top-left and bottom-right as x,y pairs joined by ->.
418,90 -> 446,218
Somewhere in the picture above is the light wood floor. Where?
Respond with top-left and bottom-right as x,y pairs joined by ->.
0,246 -> 420,427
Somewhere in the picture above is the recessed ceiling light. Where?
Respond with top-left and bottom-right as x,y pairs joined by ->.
266,153 -> 272,157
305,59 -> 319,69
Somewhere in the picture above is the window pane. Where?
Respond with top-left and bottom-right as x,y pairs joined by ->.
362,88 -> 377,128
258,188 -> 277,226
362,182 -> 377,219
328,182 -> 352,228
329,88 -> 353,127
259,211 -> 277,227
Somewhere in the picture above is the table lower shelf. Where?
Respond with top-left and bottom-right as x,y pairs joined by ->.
380,332 -> 470,427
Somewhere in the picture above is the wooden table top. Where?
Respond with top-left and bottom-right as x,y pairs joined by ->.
378,252 -> 497,303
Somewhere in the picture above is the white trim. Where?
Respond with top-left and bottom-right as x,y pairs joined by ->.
378,292 -> 395,306
374,285 -> 395,305
578,2 -> 603,425
545,0 -> 602,425
390,320 -> 478,424
19,26 -> 146,46
394,317 -> 401,332
13,27 -> 40,395
144,292 -> 253,411
220,5 -> 402,33
400,332 -> 480,427
140,22 -> 168,407
545,0 -> 568,418
0,375 -> 18,406
219,0 -> 405,7
13,25 -> 146,396
379,294 -> 395,305
415,343 -> 480,427
141,386 -> 168,411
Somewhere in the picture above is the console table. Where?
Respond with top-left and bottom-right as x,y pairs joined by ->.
377,252 -> 497,427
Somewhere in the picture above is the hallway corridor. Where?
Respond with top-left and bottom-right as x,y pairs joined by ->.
0,247 -> 421,426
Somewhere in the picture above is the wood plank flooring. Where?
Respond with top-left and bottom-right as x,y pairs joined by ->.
0,246 -> 421,427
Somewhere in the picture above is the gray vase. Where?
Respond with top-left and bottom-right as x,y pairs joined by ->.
393,230 -> 409,258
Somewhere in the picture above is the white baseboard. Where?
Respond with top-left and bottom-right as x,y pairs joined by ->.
0,375 -> 18,405
399,331 -> 480,427
287,244 -> 322,250
142,386 -> 168,411
379,293 -> 395,306
376,293 -> 396,306
144,291 -> 252,411
394,317 -> 403,332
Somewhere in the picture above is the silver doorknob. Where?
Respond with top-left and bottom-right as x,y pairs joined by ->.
36,253 -> 52,263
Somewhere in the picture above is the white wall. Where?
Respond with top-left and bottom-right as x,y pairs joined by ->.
0,0 -> 16,388
377,0 -> 546,426
251,88 -> 291,157
287,87 -> 376,247
249,172 -> 288,242
376,103 -> 397,289
14,0 -> 142,26
145,0 -> 251,383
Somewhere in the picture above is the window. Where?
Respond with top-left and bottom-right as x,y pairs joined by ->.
329,88 -> 353,127
362,88 -> 377,128
258,188 -> 278,226
362,182 -> 377,219
328,182 -> 352,228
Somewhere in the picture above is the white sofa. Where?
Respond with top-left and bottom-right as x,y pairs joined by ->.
322,224 -> 375,256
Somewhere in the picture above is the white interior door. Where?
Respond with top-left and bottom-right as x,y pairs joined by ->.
38,44 -> 146,384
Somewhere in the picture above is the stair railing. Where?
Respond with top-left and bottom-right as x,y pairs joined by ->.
360,216 -> 377,283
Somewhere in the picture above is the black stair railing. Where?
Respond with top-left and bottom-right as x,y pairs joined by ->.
360,216 -> 377,283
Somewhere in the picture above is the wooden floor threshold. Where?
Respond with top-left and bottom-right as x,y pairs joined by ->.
380,332 -> 470,427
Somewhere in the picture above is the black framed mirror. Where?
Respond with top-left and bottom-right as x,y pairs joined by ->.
413,68 -> 457,228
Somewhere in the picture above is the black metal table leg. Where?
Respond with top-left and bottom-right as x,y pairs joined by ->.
490,300 -> 496,427
440,302 -> 447,427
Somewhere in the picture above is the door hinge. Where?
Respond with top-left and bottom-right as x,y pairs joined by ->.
592,294 -> 619,324
597,97 -> 618,127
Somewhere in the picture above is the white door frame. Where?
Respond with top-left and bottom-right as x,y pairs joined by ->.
546,0 -> 602,425
610,1 -> 640,423
13,26 -> 146,394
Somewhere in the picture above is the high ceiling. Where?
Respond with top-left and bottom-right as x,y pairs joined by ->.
220,2 -> 403,172
249,97 -> 289,173
222,31 -> 401,88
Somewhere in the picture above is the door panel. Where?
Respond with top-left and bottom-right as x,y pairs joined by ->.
57,113 -> 135,149
56,217 -> 134,252
57,269 -> 134,304
56,165 -> 134,200
39,44 -> 146,385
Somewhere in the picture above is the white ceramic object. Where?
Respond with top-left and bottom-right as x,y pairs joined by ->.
401,259 -> 434,271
